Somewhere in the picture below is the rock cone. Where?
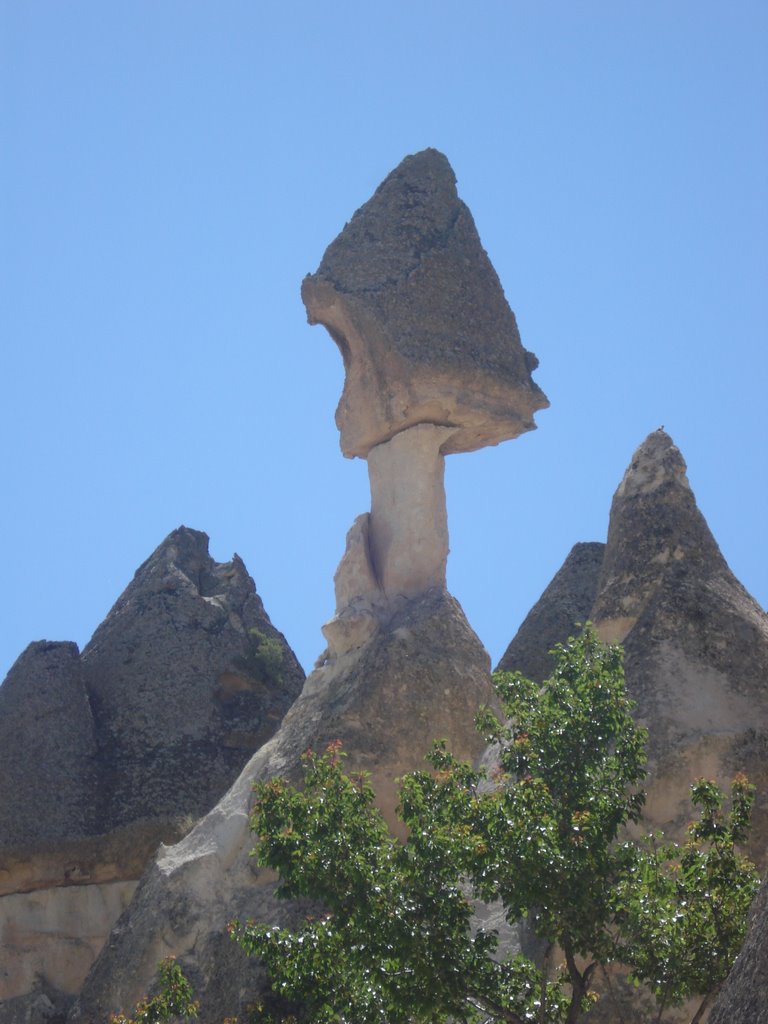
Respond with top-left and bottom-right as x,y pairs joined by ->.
497,430 -> 768,1023
302,148 -> 548,458
67,590 -> 495,1023
590,431 -> 768,859
496,541 -> 605,679
0,527 -> 303,1011
710,877 -> 768,1023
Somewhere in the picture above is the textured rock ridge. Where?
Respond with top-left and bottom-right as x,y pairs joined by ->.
497,430 -> 768,1023
68,590 -> 496,1024
500,431 -> 768,859
496,542 -> 605,679
709,877 -> 768,1023
0,642 -> 99,861
591,429 -> 731,644
0,527 -> 303,1010
590,431 -> 768,861
81,526 -> 304,832
304,150 -> 548,655
302,148 -> 548,459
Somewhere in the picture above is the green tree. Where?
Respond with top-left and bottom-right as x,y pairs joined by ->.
109,957 -> 198,1024
125,629 -> 758,1023
615,774 -> 759,1022
236,627 -> 284,686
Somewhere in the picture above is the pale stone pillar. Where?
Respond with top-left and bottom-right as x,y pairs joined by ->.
367,423 -> 457,600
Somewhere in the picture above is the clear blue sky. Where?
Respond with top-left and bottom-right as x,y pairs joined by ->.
2,2 -> 766,679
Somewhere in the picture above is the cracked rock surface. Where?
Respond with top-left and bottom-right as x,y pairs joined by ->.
0,526 -> 303,1005
302,148 -> 548,458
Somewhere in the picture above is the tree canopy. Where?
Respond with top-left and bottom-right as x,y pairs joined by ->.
116,627 -> 759,1024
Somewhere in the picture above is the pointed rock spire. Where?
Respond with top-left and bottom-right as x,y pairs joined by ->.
591,429 -> 729,644
302,148 -> 548,458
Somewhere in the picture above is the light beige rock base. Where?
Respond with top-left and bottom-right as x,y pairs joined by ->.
323,424 -> 458,659
68,589 -> 496,1024
368,424 -> 455,598
0,881 -> 137,1001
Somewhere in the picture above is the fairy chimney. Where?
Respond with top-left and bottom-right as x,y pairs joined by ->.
302,148 -> 548,653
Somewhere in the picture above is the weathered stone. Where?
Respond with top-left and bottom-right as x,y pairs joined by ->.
709,877 -> 768,1023
0,990 -> 61,1024
502,432 -> 768,864
0,527 -> 304,1008
496,541 -> 605,679
590,431 -> 768,864
0,642 -> 98,860
320,513 -> 383,658
68,590 -> 496,1023
368,423 -> 456,600
81,526 -> 304,832
497,431 -> 768,1023
302,148 -> 548,458
0,882 -> 136,1002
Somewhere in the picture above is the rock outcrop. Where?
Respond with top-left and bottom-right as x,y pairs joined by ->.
306,149 -> 548,657
496,541 -> 605,680
302,147 -> 548,461
81,526 -> 304,834
68,591 -> 495,1023
0,642 -> 100,872
709,877 -> 768,1024
498,429 -> 768,1023
590,431 -> 768,862
69,149 -> 541,1022
500,431 -> 768,861
0,527 -> 303,1012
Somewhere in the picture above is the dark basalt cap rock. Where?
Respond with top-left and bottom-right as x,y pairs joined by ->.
302,148 -> 548,457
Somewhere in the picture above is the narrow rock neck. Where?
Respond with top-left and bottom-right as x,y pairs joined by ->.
367,423 -> 456,600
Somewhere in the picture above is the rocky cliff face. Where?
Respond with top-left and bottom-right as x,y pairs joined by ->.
496,541 -> 605,681
67,589 -> 496,1023
0,527 -> 303,1012
709,877 -> 768,1023
590,431 -> 768,862
497,430 -> 768,1023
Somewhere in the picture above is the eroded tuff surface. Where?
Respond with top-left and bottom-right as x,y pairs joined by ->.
0,642 -> 99,861
709,877 -> 768,1024
590,431 -> 768,862
68,590 -> 496,1024
81,526 -> 304,833
501,432 -> 768,861
302,148 -> 548,457
498,430 -> 768,1024
0,527 -> 303,1010
496,541 -> 605,679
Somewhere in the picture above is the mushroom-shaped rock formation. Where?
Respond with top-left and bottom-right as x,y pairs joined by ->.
302,148 -> 548,459
66,154 -> 536,1022
305,150 -> 548,654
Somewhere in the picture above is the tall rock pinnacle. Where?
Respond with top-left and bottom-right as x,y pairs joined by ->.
494,430 -> 768,1021
67,152 -> 517,1023
591,428 -> 730,644
303,149 -> 548,654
